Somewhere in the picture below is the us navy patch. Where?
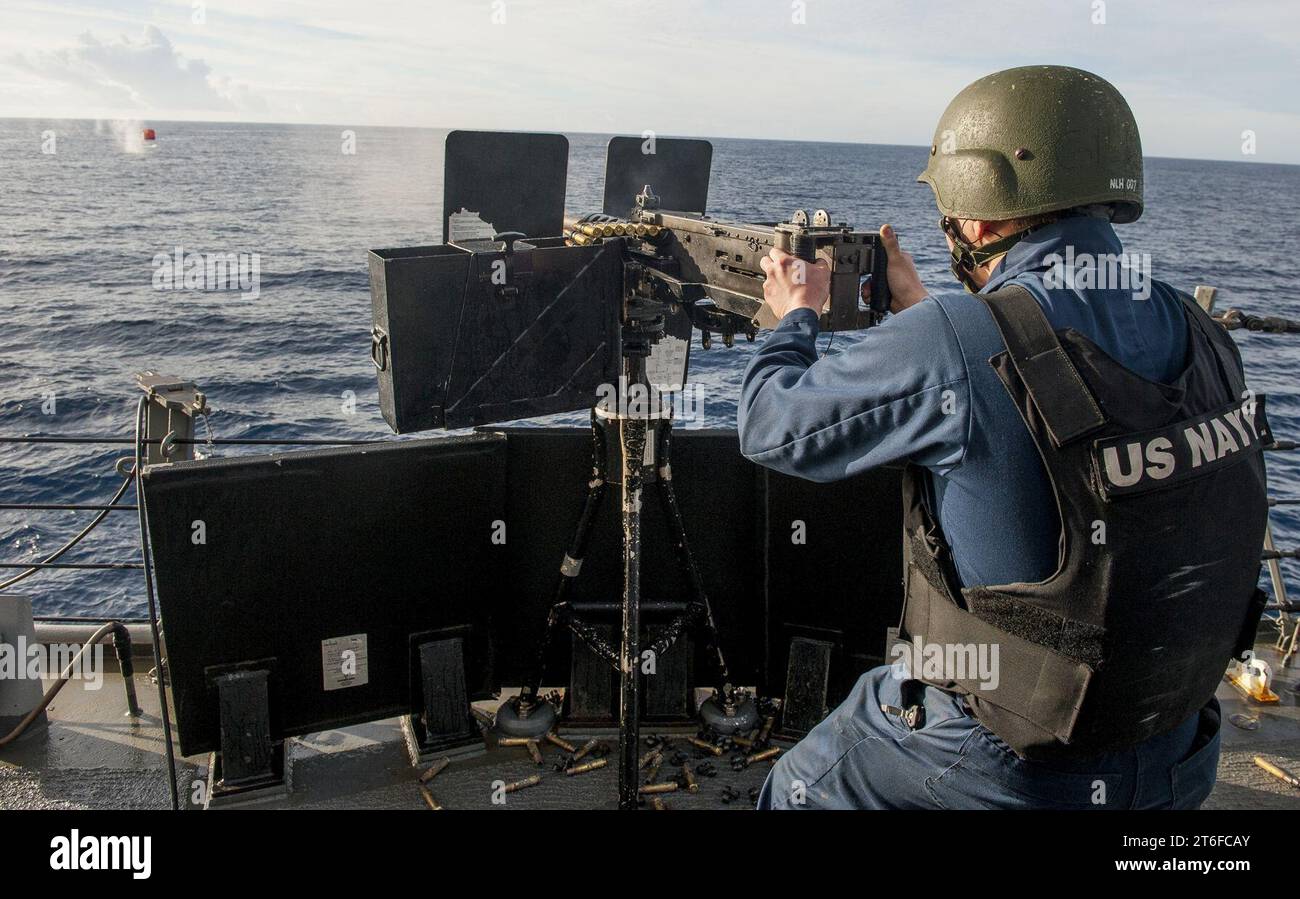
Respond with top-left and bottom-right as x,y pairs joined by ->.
1092,395 -> 1271,498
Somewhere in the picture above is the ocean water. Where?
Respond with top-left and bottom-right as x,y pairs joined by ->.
0,119 -> 1297,617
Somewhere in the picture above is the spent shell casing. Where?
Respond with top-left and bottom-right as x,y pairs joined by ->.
566,758 -> 608,776
652,797 -> 668,811
747,746 -> 782,766
498,736 -> 532,747
572,737 -> 600,762
757,715 -> 775,744
418,756 -> 451,784
504,774 -> 543,793
639,782 -> 678,795
639,748 -> 663,769
526,740 -> 544,765
419,785 -> 443,810
688,737 -> 723,756
1254,755 -> 1300,788
545,732 -> 576,753
682,764 -> 698,793
732,734 -> 754,750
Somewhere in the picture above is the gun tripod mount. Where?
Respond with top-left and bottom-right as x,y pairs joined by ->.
494,296 -> 740,808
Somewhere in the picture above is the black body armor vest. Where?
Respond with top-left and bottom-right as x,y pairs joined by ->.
900,285 -> 1271,758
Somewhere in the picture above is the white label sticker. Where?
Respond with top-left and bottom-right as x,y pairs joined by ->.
447,208 -> 497,243
646,335 -> 688,393
321,633 -> 369,691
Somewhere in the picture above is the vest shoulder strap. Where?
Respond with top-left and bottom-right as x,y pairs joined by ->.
1176,289 -> 1249,397
977,284 -> 1107,447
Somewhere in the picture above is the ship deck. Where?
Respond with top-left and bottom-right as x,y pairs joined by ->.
4,637 -> 1299,811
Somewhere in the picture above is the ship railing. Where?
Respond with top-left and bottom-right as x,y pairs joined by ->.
1197,286 -> 1300,668
0,372 -> 383,809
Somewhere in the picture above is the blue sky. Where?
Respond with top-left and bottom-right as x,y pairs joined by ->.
2,0 -> 1297,163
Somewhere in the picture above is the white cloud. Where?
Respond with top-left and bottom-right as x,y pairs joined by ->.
6,24 -> 264,115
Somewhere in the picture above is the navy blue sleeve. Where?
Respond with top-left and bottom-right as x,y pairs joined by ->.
736,301 -> 972,482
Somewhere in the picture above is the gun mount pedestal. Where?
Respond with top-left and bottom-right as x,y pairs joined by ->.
496,311 -> 738,809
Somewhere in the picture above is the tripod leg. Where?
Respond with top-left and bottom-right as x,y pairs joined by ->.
618,414 -> 647,810
518,412 -> 609,706
655,420 -> 731,687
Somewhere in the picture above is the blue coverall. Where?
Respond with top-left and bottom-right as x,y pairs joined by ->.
739,216 -> 1222,809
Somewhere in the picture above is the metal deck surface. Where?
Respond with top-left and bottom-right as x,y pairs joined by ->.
4,639 -> 1299,811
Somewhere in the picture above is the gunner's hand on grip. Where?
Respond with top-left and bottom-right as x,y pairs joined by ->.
760,247 -> 831,322
875,224 -> 928,314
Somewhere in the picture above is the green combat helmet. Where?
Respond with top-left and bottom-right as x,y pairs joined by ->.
918,65 -> 1143,288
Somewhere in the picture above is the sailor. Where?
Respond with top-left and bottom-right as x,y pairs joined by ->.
740,66 -> 1270,809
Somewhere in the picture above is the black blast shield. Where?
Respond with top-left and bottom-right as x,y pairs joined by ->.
368,238 -> 621,432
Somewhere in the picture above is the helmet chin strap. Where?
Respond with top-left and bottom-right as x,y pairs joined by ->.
941,217 -> 1035,293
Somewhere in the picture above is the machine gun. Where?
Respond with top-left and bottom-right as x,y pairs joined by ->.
565,187 -> 889,337
367,130 -> 890,808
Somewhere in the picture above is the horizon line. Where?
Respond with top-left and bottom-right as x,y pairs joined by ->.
2,114 -> 1296,169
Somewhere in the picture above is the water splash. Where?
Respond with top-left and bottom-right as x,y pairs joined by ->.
94,118 -> 147,154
